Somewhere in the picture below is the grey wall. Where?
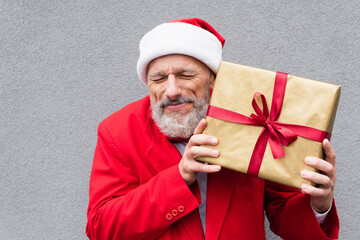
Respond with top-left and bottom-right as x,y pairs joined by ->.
1,1 -> 359,239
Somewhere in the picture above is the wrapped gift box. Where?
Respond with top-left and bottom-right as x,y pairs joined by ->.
198,61 -> 340,189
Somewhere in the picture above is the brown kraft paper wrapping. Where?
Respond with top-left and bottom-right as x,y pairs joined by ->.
197,61 -> 341,189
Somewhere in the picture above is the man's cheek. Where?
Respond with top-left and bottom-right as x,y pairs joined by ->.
150,93 -> 159,105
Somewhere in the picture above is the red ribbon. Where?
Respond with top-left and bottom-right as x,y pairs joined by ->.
207,72 -> 330,176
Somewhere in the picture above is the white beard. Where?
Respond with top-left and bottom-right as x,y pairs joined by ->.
151,93 -> 209,139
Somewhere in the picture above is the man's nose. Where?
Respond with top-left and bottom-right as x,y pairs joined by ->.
165,74 -> 181,100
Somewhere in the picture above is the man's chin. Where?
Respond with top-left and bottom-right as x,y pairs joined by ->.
151,96 -> 209,139
162,110 -> 190,122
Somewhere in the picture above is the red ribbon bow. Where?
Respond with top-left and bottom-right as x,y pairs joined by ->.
207,72 -> 330,176
250,91 -> 297,159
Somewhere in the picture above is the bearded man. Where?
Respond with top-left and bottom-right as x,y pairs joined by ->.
86,18 -> 339,239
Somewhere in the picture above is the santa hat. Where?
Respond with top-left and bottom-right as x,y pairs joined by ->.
137,18 -> 225,84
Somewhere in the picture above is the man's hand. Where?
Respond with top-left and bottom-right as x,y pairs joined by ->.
179,119 -> 221,186
300,139 -> 336,213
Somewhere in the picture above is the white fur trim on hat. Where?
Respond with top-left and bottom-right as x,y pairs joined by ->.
137,22 -> 223,84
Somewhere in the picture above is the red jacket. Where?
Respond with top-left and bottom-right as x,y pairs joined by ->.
86,95 -> 339,240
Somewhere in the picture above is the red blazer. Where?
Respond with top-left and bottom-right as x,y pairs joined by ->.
86,96 -> 339,240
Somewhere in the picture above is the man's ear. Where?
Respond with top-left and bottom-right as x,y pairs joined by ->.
209,72 -> 216,89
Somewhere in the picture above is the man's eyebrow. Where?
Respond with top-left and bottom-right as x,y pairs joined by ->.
149,72 -> 166,78
149,68 -> 197,78
176,68 -> 197,74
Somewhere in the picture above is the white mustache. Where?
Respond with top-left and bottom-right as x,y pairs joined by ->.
159,97 -> 195,108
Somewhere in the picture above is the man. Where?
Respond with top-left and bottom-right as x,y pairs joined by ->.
86,18 -> 339,239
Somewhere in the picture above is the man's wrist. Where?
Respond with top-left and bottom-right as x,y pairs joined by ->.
311,201 -> 332,224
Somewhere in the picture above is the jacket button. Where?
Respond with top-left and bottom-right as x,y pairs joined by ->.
178,205 -> 185,212
166,213 -> 172,220
172,209 -> 178,216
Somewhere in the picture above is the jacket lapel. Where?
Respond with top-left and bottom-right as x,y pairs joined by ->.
144,133 -> 181,173
143,109 -> 182,174
205,168 -> 238,239
144,113 -> 205,239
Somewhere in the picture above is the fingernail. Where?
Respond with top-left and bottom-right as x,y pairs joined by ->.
212,149 -> 219,155
211,138 -> 218,144
214,165 -> 221,171
300,170 -> 307,177
301,184 -> 309,191
305,157 -> 311,164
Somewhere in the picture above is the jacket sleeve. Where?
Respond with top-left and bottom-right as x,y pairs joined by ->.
264,181 -> 339,240
86,122 -> 201,239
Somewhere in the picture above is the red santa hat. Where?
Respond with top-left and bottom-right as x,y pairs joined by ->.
137,18 -> 225,84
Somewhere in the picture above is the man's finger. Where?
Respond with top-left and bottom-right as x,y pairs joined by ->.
304,157 -> 335,178
301,184 -> 328,197
194,119 -> 207,135
188,134 -> 218,147
186,146 -> 220,159
300,170 -> 331,187
323,139 -> 336,166
188,160 -> 221,173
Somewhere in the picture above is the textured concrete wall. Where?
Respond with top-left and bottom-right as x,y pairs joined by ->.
1,1 -> 359,239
